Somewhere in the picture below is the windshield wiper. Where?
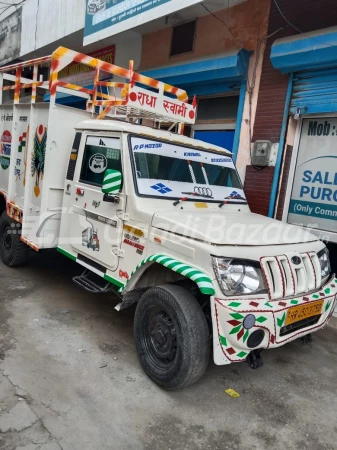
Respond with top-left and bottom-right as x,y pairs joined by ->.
181,191 -> 214,199
219,199 -> 248,208
218,200 -> 228,208
173,194 -> 211,206
173,196 -> 189,206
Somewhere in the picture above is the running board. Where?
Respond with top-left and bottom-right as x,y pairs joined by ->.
73,269 -> 115,294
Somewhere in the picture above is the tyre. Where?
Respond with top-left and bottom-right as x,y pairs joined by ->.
0,212 -> 29,267
134,284 -> 210,390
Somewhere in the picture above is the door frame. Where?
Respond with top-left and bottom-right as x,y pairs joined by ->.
70,130 -> 125,270
281,113 -> 337,243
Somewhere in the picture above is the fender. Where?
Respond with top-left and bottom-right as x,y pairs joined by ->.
121,253 -> 215,295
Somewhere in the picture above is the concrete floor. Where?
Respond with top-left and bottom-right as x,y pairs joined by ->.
0,251 -> 337,450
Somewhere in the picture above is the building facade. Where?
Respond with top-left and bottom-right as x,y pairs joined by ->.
249,0 -> 337,284
139,0 -> 270,183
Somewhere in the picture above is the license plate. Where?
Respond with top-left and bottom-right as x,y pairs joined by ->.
285,300 -> 324,326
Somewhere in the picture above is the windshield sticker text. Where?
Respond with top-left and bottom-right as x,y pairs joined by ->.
211,158 -> 232,162
133,143 -> 162,150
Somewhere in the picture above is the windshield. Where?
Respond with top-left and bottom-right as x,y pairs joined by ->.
129,136 -> 247,203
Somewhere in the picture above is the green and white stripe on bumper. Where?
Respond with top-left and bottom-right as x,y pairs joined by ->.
123,254 -> 215,295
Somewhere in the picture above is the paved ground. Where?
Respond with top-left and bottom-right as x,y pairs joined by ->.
0,251 -> 337,450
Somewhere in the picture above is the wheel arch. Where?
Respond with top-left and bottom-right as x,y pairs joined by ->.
121,254 -> 215,296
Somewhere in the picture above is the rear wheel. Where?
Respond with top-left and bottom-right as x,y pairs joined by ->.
134,284 -> 210,390
0,212 -> 29,267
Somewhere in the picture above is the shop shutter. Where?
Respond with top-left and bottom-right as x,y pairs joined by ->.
290,67 -> 337,115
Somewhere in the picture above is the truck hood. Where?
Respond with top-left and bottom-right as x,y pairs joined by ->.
151,211 -> 318,246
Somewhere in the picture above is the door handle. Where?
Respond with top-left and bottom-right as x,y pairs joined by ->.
103,194 -> 120,204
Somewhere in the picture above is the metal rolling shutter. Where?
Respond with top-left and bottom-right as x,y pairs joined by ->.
290,67 -> 337,115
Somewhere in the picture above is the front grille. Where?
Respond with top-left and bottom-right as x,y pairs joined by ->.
261,252 -> 321,300
280,314 -> 321,336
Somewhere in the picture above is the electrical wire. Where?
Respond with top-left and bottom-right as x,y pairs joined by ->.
200,2 -> 250,76
0,5 -> 13,18
273,0 -> 337,48
200,2 -> 283,171
0,0 -> 25,8
0,0 -> 26,18
201,1 -> 269,170
201,2 -> 241,46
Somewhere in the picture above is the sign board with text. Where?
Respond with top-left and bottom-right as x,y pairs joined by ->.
58,45 -> 115,85
288,117 -> 337,238
127,85 -> 196,123
84,0 -> 202,46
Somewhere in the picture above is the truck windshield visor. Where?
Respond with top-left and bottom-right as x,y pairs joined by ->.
129,136 -> 247,203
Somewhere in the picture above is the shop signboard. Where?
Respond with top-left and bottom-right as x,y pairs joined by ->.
84,0 -> 202,46
288,117 -> 337,236
0,9 -> 21,65
58,45 -> 115,86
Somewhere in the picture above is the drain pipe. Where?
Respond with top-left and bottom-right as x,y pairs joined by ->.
268,72 -> 293,218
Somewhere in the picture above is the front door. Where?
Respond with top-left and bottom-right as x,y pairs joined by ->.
68,134 -> 124,271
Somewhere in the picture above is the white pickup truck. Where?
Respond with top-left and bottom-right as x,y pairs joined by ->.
0,48 -> 335,389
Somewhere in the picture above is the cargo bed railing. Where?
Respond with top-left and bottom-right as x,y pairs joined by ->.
0,47 -> 196,132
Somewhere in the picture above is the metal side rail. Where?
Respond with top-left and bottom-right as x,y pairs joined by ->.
72,269 -> 116,294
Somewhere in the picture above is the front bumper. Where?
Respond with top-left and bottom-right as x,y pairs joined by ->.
213,275 -> 337,363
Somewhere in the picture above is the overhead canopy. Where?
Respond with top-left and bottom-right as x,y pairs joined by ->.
271,26 -> 337,73
141,49 -> 250,96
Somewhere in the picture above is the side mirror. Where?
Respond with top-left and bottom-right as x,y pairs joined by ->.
102,169 -> 122,194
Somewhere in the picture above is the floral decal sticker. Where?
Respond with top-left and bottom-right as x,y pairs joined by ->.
31,124 -> 47,197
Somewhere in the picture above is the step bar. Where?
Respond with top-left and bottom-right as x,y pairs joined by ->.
73,269 -> 117,294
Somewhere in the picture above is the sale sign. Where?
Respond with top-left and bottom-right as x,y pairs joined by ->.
288,118 -> 337,234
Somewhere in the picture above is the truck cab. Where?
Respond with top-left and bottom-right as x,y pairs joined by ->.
58,119 -> 336,389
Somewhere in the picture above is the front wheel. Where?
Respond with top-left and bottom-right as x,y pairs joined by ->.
0,212 -> 29,267
134,284 -> 210,390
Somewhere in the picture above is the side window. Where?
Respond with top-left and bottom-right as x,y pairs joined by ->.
79,136 -> 121,187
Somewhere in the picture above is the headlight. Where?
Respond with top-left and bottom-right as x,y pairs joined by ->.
212,257 -> 267,296
318,247 -> 330,279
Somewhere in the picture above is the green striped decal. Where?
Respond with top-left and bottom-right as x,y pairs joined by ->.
102,169 -> 122,194
122,254 -> 215,295
58,248 -> 214,295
